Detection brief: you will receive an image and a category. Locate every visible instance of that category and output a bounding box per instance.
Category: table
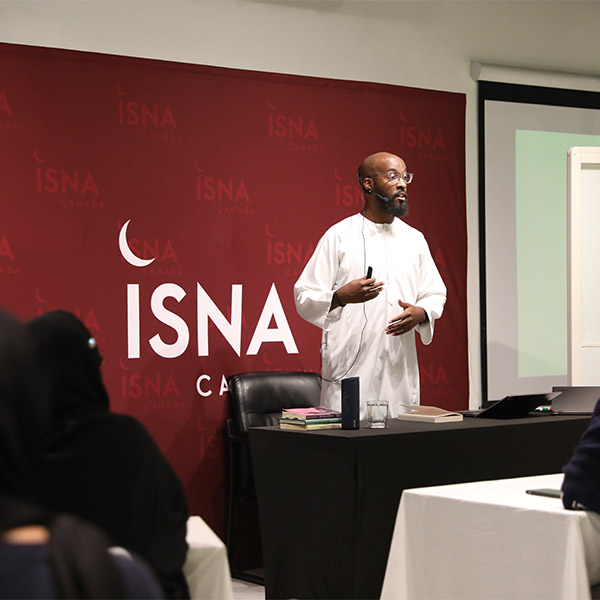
[381,473,600,599]
[184,516,234,600]
[249,414,590,599]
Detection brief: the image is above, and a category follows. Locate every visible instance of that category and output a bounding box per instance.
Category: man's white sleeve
[415,239,447,345]
[293,231,340,330]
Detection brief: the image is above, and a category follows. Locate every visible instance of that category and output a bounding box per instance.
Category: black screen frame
[478,80,600,407]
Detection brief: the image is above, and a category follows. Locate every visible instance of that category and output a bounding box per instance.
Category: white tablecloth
[381,473,600,600]
[184,516,234,600]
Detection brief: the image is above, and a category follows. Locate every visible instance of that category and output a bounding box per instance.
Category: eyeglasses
[372,171,414,185]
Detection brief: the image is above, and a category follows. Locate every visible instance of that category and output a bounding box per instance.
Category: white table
[184,516,234,600]
[381,474,600,600]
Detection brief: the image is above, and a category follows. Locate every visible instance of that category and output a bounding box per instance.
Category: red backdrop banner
[0,43,467,537]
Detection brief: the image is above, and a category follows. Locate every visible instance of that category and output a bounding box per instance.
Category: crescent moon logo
[265,224,276,238]
[267,97,276,110]
[34,148,46,163]
[334,168,343,181]
[398,110,409,123]
[119,220,155,268]
[35,289,47,303]
[116,82,128,96]
[119,356,131,370]
[194,159,204,173]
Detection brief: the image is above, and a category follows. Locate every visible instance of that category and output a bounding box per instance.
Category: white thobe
[294,213,447,420]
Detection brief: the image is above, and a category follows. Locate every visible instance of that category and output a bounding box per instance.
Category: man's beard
[378,194,409,218]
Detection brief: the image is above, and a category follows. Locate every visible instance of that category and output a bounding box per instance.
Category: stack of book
[279,406,342,430]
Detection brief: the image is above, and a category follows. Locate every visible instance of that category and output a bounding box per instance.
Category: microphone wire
[320,200,371,384]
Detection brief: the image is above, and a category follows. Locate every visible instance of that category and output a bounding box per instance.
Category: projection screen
[478,79,600,403]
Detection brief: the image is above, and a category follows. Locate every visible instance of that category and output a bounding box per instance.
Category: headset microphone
[374,191,390,203]
[361,179,389,203]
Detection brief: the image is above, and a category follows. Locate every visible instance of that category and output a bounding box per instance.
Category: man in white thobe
[294,152,446,420]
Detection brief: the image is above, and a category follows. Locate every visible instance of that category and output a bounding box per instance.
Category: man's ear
[357,173,372,193]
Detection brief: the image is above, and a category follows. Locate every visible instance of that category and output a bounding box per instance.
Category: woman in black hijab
[0,309,162,599]
[28,310,190,599]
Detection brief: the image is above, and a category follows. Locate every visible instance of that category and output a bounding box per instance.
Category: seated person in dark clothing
[562,398,600,588]
[27,310,190,599]
[0,308,162,599]
[562,398,600,512]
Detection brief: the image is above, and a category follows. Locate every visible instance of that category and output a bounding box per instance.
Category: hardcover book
[279,420,343,431]
[282,406,341,420]
[397,404,463,423]
[279,417,342,426]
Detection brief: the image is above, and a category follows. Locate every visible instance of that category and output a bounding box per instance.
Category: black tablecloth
[249,414,590,599]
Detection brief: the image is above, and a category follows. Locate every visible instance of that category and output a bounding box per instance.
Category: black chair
[225,371,322,584]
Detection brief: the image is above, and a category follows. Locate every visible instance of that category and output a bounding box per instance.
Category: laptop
[551,386,600,415]
[461,392,559,419]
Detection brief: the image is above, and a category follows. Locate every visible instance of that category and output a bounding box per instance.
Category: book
[279,417,342,425]
[397,404,463,423]
[280,420,343,431]
[282,406,341,420]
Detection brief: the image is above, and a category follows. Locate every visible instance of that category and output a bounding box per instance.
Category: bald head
[357,152,406,183]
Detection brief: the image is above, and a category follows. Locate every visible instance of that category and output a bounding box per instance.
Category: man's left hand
[385,300,427,336]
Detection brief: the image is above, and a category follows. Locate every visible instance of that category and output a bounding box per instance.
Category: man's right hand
[332,277,384,309]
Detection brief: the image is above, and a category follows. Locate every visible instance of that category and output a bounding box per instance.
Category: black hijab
[0,309,127,599]
[27,310,110,430]
[28,310,190,599]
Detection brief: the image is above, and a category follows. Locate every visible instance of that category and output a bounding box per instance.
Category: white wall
[3,0,600,407]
